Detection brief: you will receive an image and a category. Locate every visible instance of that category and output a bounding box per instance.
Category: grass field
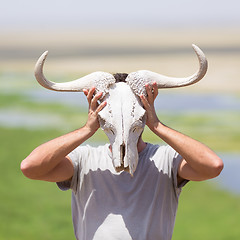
[0,126,240,240]
[0,92,240,239]
[1,81,240,239]
[1,90,240,151]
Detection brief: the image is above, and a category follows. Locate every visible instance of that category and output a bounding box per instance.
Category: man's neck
[137,137,147,153]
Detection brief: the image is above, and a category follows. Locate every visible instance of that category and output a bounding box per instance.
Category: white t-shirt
[57,143,187,240]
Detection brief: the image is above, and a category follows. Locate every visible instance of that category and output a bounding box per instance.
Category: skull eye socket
[139,115,145,123]
[132,125,143,133]
[131,117,145,133]
[103,123,115,135]
[99,117,106,127]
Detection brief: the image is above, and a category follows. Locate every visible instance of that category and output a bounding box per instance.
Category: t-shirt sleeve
[56,145,85,194]
[168,146,189,195]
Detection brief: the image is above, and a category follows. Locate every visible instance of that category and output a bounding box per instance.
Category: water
[212,153,240,194]
[24,89,240,112]
[0,108,66,130]
[24,90,88,109]
[155,93,240,112]
[0,90,239,194]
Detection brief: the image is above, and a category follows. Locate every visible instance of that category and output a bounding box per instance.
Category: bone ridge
[94,72,116,96]
[126,71,153,97]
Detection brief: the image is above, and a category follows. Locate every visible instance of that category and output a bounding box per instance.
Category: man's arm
[21,87,106,182]
[140,83,224,184]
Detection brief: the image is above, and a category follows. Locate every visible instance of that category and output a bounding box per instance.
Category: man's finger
[96,101,107,113]
[83,89,88,97]
[87,87,96,105]
[146,84,154,104]
[140,94,150,110]
[90,91,103,110]
[152,82,158,100]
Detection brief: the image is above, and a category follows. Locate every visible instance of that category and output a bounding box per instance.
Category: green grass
[0,92,83,114]
[143,111,240,152]
[0,127,75,240]
[1,92,240,152]
[157,111,240,152]
[0,127,240,240]
[0,85,240,239]
[173,181,240,240]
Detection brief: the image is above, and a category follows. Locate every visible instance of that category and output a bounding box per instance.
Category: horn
[34,51,115,92]
[126,44,208,95]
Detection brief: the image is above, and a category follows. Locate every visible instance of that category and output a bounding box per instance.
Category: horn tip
[38,51,49,63]
[191,44,206,59]
[191,44,199,50]
[43,50,49,57]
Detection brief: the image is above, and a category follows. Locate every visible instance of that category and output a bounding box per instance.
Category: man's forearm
[21,126,93,179]
[152,121,223,179]
[140,83,223,180]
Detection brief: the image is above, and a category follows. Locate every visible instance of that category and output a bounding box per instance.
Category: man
[21,82,223,240]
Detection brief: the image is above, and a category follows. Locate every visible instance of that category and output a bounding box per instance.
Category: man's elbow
[20,159,38,180]
[209,157,224,178]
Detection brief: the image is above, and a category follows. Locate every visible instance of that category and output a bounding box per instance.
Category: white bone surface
[98,82,146,175]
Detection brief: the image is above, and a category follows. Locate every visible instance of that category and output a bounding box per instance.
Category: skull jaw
[115,142,130,173]
[111,140,139,176]
[99,112,146,176]
[115,165,130,173]
[101,125,144,176]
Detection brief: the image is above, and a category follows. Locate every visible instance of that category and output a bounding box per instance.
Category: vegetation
[0,127,74,240]
[0,75,239,239]
[1,92,240,152]
[173,181,240,240]
[0,127,239,240]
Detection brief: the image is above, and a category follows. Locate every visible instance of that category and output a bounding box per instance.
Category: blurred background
[0,0,239,239]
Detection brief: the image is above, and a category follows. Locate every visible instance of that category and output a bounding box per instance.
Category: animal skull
[98,82,146,174]
[34,44,208,175]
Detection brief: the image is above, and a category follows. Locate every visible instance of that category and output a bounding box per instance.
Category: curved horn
[126,44,208,96]
[34,51,115,92]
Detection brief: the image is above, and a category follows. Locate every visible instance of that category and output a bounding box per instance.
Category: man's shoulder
[68,143,109,161]
[74,143,109,152]
[143,142,170,155]
[142,142,179,165]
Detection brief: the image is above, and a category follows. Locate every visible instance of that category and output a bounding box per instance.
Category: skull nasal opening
[120,142,126,163]
[113,73,128,83]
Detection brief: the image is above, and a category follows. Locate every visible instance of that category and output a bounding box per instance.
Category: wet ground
[0,87,239,194]
[213,153,240,194]
[24,89,240,112]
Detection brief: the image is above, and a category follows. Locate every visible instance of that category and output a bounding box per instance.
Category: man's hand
[140,82,160,132]
[140,82,223,182]
[21,86,107,183]
[83,87,107,134]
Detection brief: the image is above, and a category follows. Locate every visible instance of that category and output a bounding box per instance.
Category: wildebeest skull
[34,44,208,175]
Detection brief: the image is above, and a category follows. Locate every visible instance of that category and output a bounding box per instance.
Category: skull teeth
[115,165,130,173]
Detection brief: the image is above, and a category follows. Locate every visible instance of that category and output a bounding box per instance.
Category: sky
[1,0,240,30]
